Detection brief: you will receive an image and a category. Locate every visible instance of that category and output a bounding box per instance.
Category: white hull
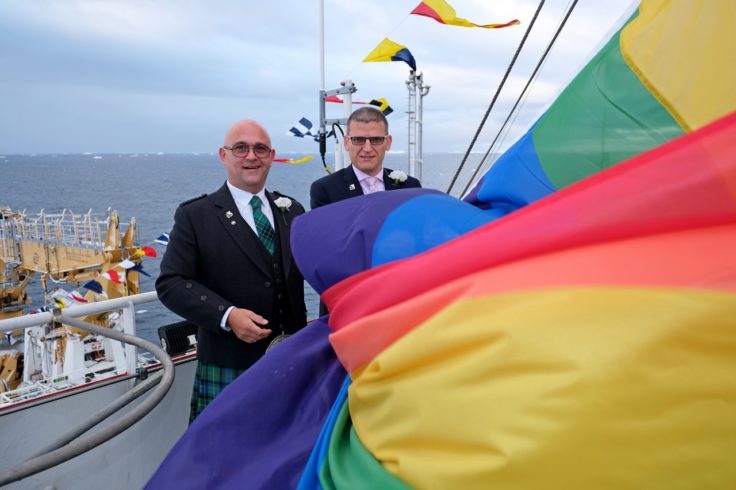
[0,292,198,488]
[0,353,196,489]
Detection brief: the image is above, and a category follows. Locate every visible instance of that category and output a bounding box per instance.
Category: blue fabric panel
[373,194,491,266]
[464,122,555,214]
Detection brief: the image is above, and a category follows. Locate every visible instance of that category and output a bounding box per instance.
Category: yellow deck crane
[0,207,141,391]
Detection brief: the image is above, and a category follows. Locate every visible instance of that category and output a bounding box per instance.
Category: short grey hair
[346,106,389,134]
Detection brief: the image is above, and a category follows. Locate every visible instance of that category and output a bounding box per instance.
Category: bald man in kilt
[157,119,307,422]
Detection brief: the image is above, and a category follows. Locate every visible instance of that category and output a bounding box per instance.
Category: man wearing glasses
[310,106,421,209]
[157,119,307,422]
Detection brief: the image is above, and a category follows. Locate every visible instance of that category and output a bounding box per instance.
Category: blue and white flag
[155,233,169,246]
[288,117,315,139]
[119,259,136,269]
[288,118,334,142]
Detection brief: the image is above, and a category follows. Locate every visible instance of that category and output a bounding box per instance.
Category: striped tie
[250,195,276,255]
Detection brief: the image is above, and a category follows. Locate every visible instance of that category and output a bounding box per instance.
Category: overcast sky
[0,0,636,155]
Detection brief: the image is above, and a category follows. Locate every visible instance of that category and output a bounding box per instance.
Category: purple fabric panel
[291,187,441,294]
[146,319,346,490]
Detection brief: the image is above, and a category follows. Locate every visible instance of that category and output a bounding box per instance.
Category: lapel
[343,166,364,198]
[265,190,293,278]
[212,184,271,277]
[383,168,399,190]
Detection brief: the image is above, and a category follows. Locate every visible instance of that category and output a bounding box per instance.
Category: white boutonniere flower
[388,170,408,184]
[274,196,292,224]
[274,196,292,211]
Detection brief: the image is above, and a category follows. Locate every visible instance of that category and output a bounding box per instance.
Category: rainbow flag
[306,110,736,489]
[465,0,736,215]
[147,112,736,489]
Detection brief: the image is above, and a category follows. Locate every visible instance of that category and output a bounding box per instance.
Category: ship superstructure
[0,207,142,394]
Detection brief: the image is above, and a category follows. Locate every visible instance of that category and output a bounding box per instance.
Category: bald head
[219,118,275,193]
[224,119,272,148]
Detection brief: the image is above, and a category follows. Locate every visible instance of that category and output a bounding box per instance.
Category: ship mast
[406,70,430,181]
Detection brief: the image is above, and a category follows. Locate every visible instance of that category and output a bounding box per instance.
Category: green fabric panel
[534,15,684,189]
[319,399,411,490]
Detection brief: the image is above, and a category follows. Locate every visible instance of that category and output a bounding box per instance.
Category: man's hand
[227,308,272,343]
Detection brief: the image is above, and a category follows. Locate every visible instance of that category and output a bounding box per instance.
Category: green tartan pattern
[190,361,245,423]
[250,195,276,255]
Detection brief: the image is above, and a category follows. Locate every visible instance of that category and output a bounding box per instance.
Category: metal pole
[336,80,354,171]
[334,134,344,170]
[415,72,423,182]
[321,81,356,174]
[406,71,417,177]
[317,0,328,171]
[417,72,430,184]
[121,300,138,376]
[319,0,325,93]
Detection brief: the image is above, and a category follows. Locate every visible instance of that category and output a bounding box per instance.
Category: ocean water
[1,152,476,344]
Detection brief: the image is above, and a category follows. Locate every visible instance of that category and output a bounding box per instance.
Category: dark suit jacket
[310,165,422,209]
[156,183,307,369]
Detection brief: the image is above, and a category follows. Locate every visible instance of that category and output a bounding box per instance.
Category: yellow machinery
[0,207,142,391]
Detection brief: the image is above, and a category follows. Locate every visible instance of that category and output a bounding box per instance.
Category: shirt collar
[352,164,384,183]
[226,181,267,205]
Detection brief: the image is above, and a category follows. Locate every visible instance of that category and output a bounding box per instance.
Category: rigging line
[446,0,546,196]
[460,0,581,198]
[316,124,345,175]
[319,152,333,175]
[462,87,532,198]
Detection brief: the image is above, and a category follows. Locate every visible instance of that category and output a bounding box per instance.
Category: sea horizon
[2,152,490,344]
[0,150,496,157]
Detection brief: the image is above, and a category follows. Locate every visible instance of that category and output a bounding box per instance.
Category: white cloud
[6,1,192,43]
[0,0,636,154]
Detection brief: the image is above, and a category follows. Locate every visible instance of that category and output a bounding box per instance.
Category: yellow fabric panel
[620,0,736,131]
[421,0,475,28]
[349,288,736,490]
[363,38,407,63]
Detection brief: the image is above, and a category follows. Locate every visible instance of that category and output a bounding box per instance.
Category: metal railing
[0,291,175,486]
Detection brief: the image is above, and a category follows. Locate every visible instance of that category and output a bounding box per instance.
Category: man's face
[219,121,274,193]
[344,120,392,177]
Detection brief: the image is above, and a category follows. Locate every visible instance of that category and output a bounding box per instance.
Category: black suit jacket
[156,183,307,369]
[310,165,422,209]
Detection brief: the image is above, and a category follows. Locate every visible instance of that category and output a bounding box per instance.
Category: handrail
[0,291,159,331]
[0,291,175,486]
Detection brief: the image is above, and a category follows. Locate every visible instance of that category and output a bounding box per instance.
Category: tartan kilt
[190,361,246,423]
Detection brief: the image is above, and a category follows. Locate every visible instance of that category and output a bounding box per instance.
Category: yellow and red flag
[411,0,519,29]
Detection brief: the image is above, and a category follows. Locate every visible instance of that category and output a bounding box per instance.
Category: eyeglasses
[223,143,272,158]
[348,136,387,146]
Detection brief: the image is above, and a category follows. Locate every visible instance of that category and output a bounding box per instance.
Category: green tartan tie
[249,195,276,255]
